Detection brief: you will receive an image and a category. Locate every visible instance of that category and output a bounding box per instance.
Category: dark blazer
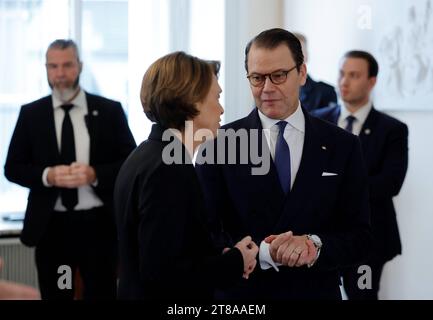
[300,75,337,112]
[311,104,408,262]
[195,107,372,299]
[4,92,137,246]
[114,124,244,300]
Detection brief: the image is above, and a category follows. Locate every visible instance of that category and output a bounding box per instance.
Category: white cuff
[259,241,281,271]
[42,167,52,187]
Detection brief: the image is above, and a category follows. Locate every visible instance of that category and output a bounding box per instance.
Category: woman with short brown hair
[114,51,258,300]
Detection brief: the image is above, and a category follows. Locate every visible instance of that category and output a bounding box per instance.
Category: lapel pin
[321,145,327,150]
[92,110,99,116]
[364,128,371,135]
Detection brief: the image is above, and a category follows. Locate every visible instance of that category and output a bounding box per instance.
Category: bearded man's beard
[49,76,80,103]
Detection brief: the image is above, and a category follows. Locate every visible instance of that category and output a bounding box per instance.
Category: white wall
[381,111,433,299]
[224,0,284,123]
[284,0,433,299]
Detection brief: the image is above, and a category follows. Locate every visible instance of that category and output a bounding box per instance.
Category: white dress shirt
[338,101,372,136]
[42,88,104,211]
[257,102,306,271]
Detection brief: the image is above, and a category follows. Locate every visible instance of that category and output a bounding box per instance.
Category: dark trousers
[342,260,384,300]
[35,207,117,300]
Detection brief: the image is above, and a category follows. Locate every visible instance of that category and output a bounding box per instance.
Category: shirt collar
[341,101,372,124]
[52,87,85,110]
[258,101,305,133]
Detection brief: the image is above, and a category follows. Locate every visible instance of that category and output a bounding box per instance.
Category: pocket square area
[322,172,338,176]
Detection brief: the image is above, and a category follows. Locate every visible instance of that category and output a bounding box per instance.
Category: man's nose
[339,76,348,86]
[55,66,66,77]
[262,76,275,91]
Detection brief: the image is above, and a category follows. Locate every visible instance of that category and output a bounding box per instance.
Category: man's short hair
[244,28,304,73]
[292,32,307,45]
[344,50,379,78]
[140,51,220,130]
[46,39,81,62]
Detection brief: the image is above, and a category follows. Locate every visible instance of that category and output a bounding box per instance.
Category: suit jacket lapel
[43,97,61,162]
[358,106,378,163]
[245,109,285,200]
[274,109,328,231]
[85,92,100,164]
[240,109,286,229]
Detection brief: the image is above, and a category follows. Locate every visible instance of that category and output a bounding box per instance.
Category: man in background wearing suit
[312,50,408,300]
[196,28,372,299]
[4,39,136,299]
[293,32,337,112]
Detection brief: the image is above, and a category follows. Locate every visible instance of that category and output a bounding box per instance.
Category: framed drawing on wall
[374,0,433,110]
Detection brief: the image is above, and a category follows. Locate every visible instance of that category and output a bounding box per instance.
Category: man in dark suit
[312,50,408,300]
[301,75,338,112]
[293,32,337,112]
[195,28,372,299]
[4,39,136,299]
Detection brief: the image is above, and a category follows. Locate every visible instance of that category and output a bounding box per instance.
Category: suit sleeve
[136,164,243,290]
[315,136,373,271]
[4,106,46,190]
[368,122,408,200]
[322,85,337,107]
[92,103,136,195]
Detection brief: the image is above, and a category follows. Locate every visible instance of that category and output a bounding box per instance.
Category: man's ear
[368,76,377,91]
[299,63,307,86]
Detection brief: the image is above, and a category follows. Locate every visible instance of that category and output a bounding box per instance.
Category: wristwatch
[306,234,322,267]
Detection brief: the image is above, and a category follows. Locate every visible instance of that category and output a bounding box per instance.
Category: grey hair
[46,39,81,62]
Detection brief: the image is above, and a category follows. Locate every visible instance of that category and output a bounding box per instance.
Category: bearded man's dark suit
[4,92,136,299]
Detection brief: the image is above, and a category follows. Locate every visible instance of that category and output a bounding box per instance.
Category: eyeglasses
[247,66,298,87]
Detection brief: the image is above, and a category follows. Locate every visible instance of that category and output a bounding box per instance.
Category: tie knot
[346,115,356,125]
[61,104,74,113]
[276,120,288,133]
